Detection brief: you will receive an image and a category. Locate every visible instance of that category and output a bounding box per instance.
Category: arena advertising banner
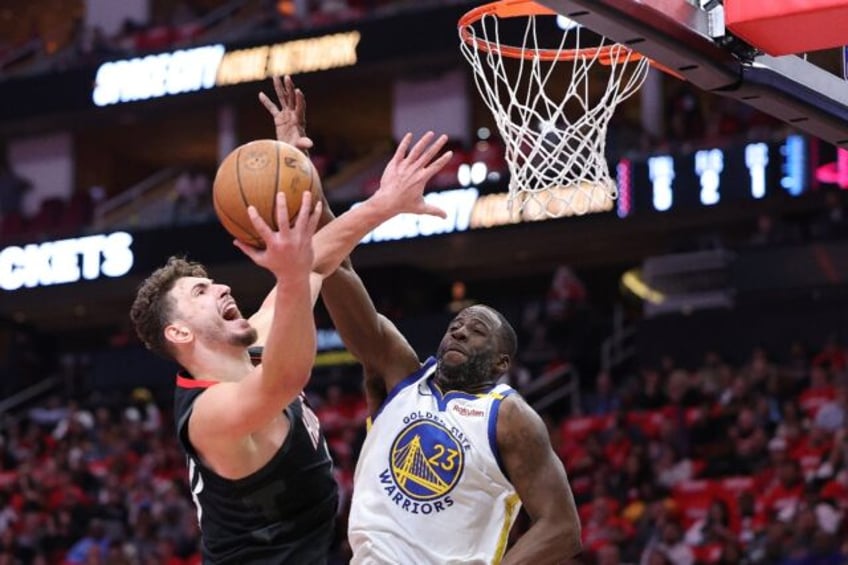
[0,5,467,122]
[358,185,613,244]
[0,184,603,293]
[92,32,362,107]
[0,223,233,293]
[0,132,825,293]
[0,232,134,291]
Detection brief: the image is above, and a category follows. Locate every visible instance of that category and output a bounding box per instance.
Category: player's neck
[433,373,495,395]
[184,343,252,382]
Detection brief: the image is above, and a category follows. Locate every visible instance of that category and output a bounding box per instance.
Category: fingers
[233,239,260,261]
[264,76,299,112]
[283,76,296,104]
[290,191,313,230]
[420,203,448,219]
[273,192,293,233]
[258,92,278,115]
[424,150,454,177]
[391,133,413,164]
[274,75,286,105]
[414,134,449,169]
[295,89,306,121]
[295,136,314,151]
[248,204,276,244]
[405,131,436,164]
[308,200,323,234]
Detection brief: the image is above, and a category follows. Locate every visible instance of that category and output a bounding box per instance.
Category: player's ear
[495,353,510,376]
[164,322,193,345]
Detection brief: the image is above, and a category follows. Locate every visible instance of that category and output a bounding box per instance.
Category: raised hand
[234,192,322,279]
[259,75,313,152]
[371,132,453,219]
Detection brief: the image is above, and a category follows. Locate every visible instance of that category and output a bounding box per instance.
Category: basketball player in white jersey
[264,76,582,564]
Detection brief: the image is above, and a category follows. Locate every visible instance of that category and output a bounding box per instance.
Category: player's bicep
[321,265,419,386]
[371,315,421,389]
[497,397,580,530]
[358,317,418,415]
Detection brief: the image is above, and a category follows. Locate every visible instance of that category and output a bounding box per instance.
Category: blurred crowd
[0,0,449,78]
[0,389,200,564]
[568,338,848,564]
[3,317,848,563]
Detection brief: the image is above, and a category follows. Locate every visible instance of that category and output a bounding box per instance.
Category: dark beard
[231,327,258,348]
[435,350,495,392]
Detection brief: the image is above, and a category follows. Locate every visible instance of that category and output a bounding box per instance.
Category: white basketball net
[459,10,650,218]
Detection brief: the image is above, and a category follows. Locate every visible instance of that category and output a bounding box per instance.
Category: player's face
[436,306,503,389]
[168,276,257,349]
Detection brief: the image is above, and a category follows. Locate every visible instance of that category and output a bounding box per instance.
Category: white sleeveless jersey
[349,357,522,565]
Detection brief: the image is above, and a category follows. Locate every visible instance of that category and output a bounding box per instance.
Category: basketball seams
[234,146,251,210]
[271,144,280,230]
[212,181,262,248]
[213,139,311,248]
[306,159,315,206]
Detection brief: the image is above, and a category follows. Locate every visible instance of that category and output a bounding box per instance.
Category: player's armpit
[497,396,582,564]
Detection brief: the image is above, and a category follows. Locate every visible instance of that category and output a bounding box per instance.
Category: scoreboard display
[616,135,809,217]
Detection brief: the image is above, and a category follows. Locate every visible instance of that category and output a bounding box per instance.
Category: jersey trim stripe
[371,357,437,422]
[426,379,482,411]
[176,372,219,389]
[487,388,515,479]
[492,493,521,564]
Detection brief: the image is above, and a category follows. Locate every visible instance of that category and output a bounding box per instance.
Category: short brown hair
[130,256,207,359]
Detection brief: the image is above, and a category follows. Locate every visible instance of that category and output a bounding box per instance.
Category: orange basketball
[212,139,318,248]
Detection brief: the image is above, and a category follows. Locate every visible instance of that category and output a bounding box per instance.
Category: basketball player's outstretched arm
[497,395,582,564]
[255,75,447,398]
[322,258,421,412]
[291,179,420,412]
[260,74,450,277]
[248,131,453,345]
[259,75,313,154]
[317,130,465,410]
[192,193,321,438]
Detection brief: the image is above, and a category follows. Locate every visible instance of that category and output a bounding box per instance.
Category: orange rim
[459,0,683,79]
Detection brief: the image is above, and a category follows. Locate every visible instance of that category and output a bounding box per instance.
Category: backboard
[533,0,848,148]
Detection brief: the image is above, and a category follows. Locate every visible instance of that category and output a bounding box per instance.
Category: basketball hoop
[459,0,671,218]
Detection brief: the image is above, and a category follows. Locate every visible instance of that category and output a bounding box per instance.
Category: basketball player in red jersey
[130,124,453,563]
[263,76,582,564]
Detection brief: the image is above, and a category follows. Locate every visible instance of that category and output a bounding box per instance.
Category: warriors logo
[389,419,464,501]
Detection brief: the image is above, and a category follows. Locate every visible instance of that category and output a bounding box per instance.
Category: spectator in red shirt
[800,366,837,419]
[582,496,635,553]
[603,415,634,471]
[820,468,848,513]
[759,460,805,523]
[313,385,351,439]
[756,436,791,491]
[812,336,847,373]
[791,424,833,481]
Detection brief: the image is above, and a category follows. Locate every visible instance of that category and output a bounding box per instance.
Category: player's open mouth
[221,303,240,321]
